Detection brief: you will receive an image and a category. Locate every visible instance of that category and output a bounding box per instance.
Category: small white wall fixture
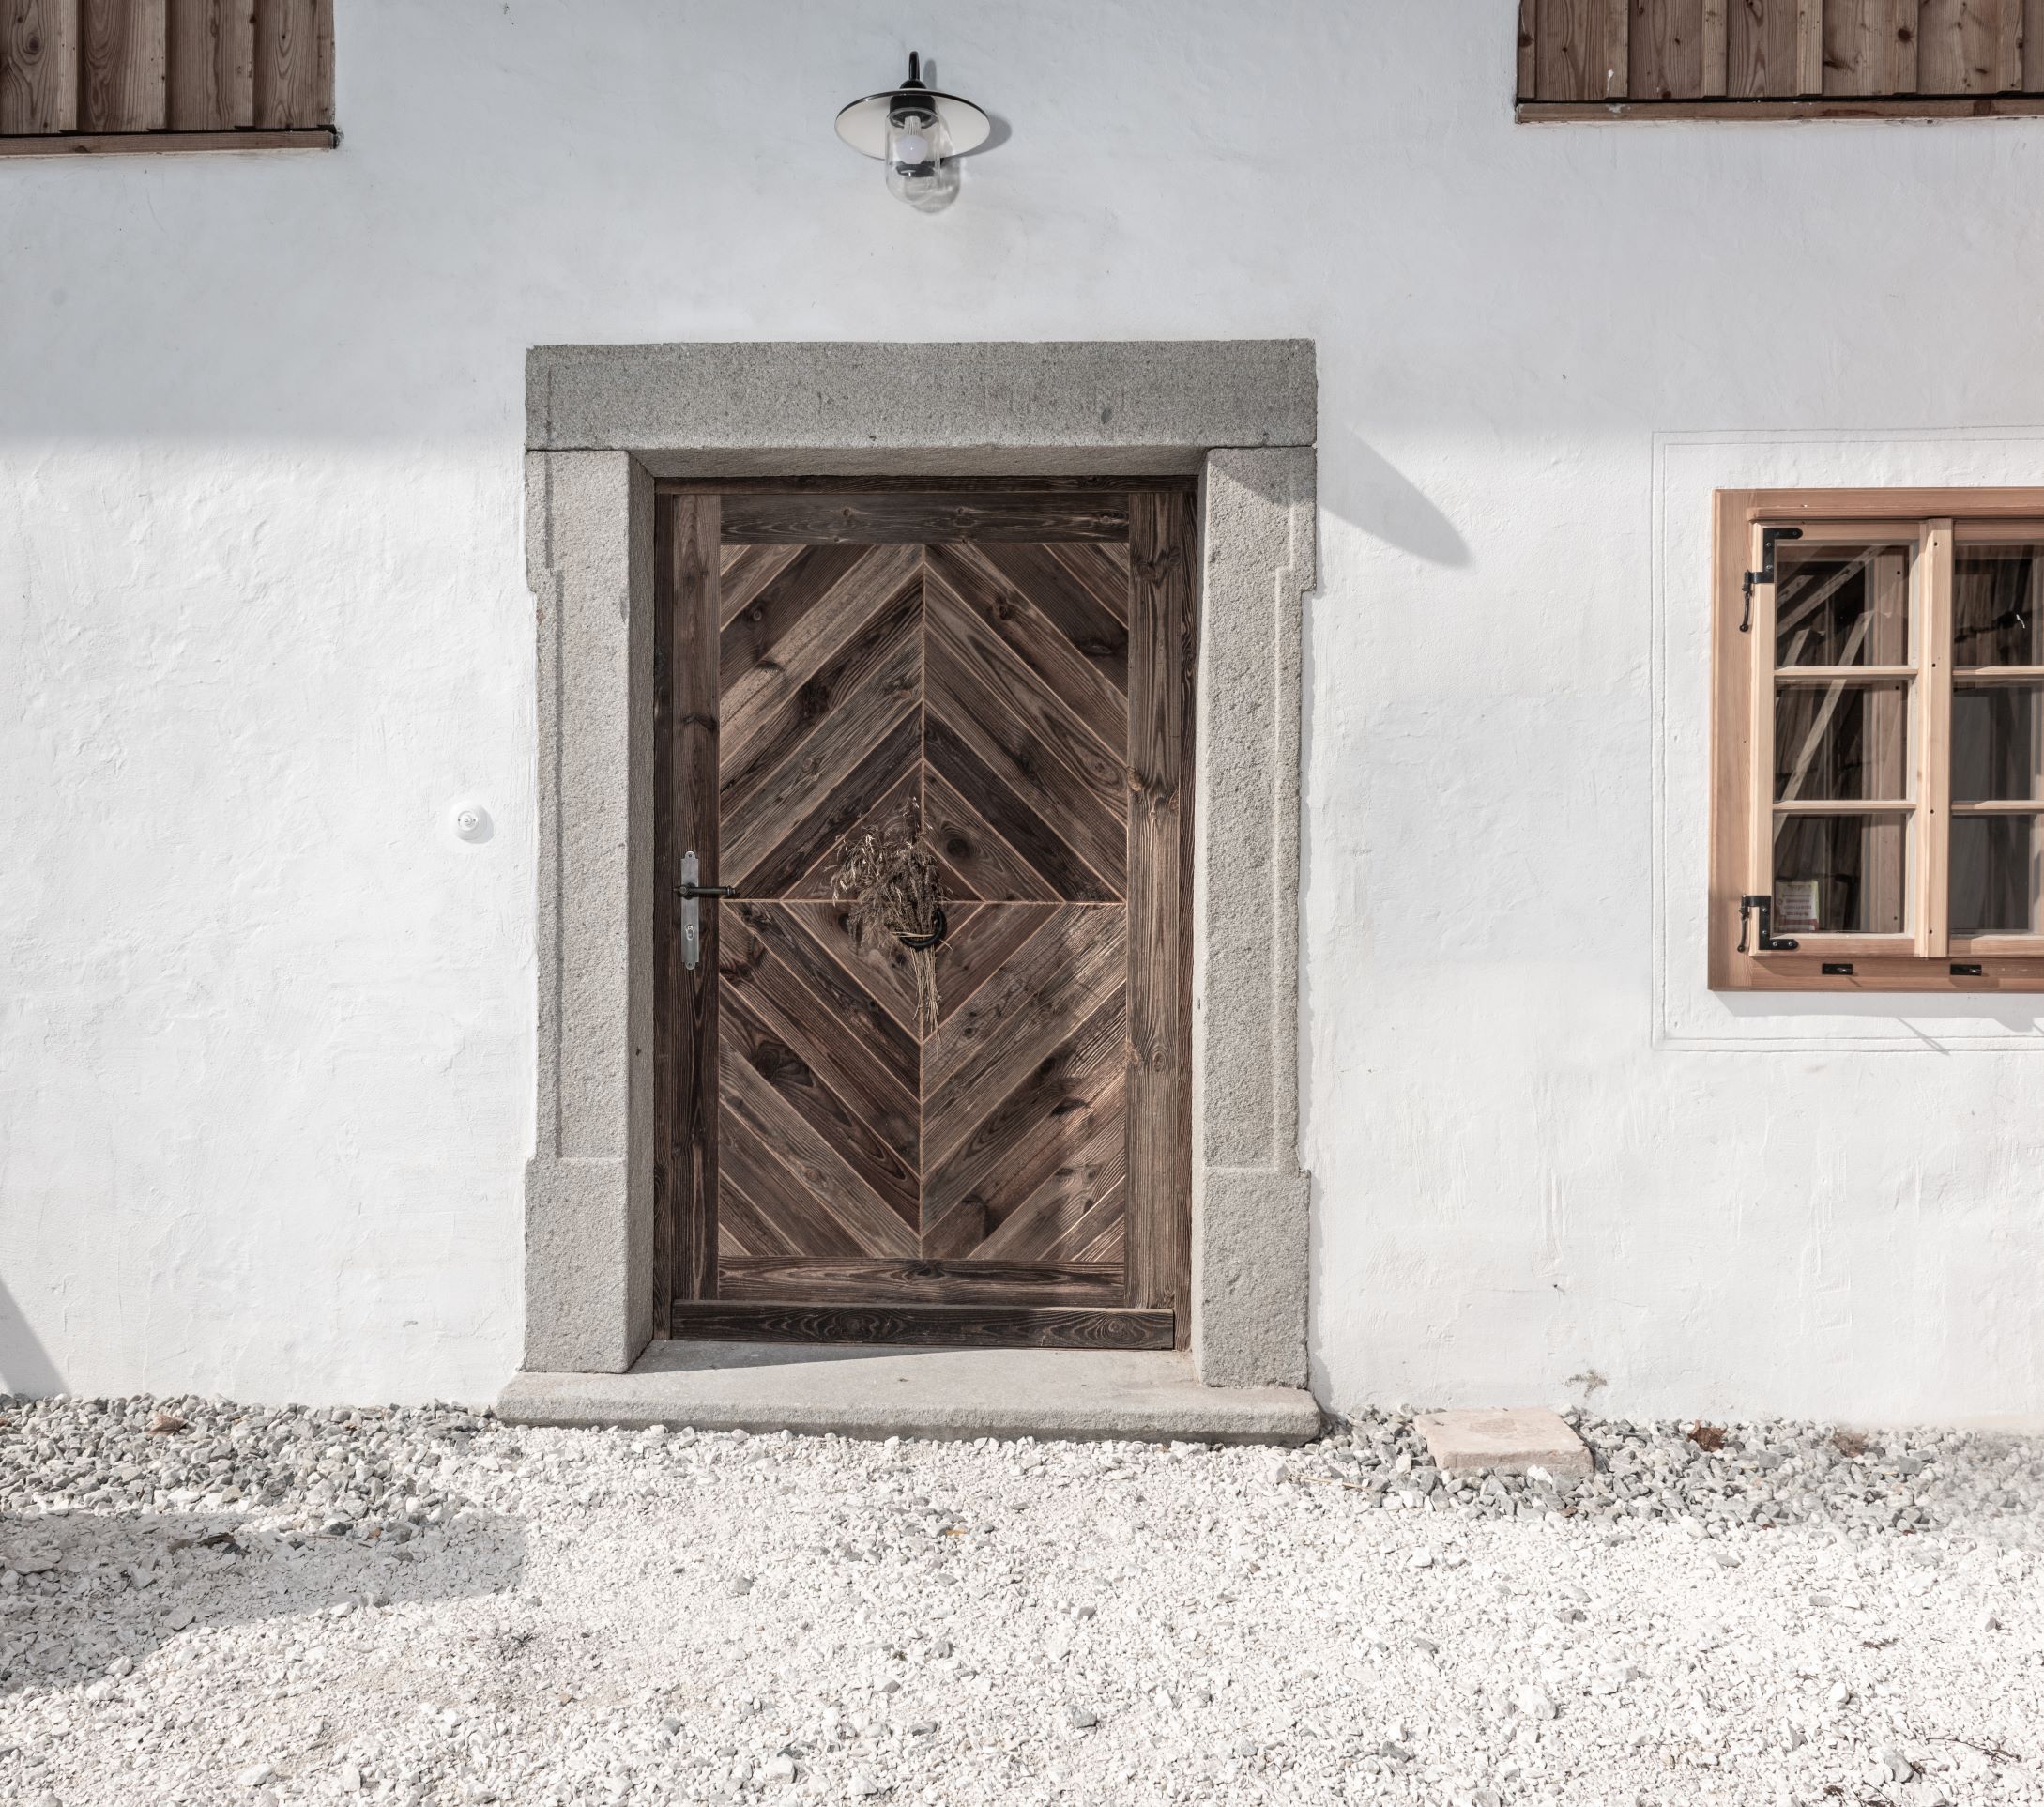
[522,341,1317,1392]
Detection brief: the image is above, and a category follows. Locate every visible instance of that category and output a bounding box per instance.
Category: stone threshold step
[498,1342,1322,1446]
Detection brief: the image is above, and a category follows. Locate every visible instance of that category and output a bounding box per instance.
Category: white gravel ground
[1,1395,2040,1806]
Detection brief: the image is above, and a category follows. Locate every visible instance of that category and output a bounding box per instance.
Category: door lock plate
[679,851,735,971]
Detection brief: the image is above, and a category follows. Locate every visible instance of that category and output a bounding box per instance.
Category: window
[0,0,332,157]
[1518,0,2044,122]
[1713,491,2044,991]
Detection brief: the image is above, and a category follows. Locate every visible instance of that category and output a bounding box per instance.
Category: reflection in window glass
[1952,684,2044,803]
[1774,682,1908,801]
[1775,543,1914,667]
[1952,544,2044,667]
[1951,816,2042,934]
[1772,813,1907,934]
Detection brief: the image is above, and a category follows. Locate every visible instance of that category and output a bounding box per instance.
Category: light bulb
[884,109,956,211]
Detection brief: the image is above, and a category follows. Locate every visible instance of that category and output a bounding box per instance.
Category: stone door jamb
[521,341,1316,1389]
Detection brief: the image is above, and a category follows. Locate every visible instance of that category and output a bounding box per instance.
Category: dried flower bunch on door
[831,807,947,1034]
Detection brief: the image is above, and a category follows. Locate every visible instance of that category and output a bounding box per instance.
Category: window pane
[1773,682,1909,801]
[1952,684,2044,803]
[1952,544,2044,667]
[1775,542,1914,667]
[1772,813,1908,933]
[1951,815,2042,934]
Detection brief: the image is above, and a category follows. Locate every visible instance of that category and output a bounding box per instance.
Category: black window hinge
[1740,526,1804,632]
[1738,894,1800,954]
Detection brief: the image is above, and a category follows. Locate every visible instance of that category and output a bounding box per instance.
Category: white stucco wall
[3,0,2040,1419]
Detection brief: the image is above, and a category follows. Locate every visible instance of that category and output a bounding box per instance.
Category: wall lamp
[835,53,990,211]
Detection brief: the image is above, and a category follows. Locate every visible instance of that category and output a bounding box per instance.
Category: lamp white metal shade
[834,89,990,160]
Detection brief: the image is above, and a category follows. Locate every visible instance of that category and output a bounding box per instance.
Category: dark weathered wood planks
[2,0,79,133]
[717,1258,1125,1306]
[656,493,723,1321]
[1524,0,2044,109]
[1633,0,1706,98]
[165,0,252,130]
[252,0,325,127]
[664,1302,1175,1350]
[656,492,1195,1348]
[1124,492,1197,1321]
[719,493,1130,545]
[2,0,330,147]
[922,764,1061,904]
[1531,0,1620,99]
[82,0,164,130]
[925,600,1128,897]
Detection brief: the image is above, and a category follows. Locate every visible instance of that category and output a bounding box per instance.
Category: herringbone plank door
[656,491,1193,1349]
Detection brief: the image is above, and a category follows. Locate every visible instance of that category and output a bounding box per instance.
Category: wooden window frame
[0,1,334,157]
[1711,487,2044,992]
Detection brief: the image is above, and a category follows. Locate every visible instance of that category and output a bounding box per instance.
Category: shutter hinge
[1738,894,1800,954]
[1740,526,1804,632]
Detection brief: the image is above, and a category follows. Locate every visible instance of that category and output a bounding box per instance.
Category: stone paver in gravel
[0,1394,2038,1805]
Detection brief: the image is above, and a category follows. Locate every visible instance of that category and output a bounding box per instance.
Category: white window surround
[517,341,1318,1391]
[1655,426,2044,1051]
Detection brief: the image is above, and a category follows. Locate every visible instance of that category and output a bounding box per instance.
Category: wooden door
[654,486,1195,1350]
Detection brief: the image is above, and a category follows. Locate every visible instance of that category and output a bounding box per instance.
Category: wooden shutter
[1,0,331,150]
[1518,0,2044,116]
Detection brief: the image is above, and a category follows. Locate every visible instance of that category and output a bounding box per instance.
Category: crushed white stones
[0,1394,2038,1806]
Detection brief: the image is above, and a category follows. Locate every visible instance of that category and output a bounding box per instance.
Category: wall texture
[3,0,2041,1419]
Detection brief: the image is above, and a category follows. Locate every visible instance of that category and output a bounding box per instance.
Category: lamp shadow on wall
[1323,432,1472,569]
[0,1276,67,1397]
[910,57,1013,157]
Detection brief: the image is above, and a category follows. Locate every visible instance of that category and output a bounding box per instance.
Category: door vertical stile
[1125,491,1196,1324]
[667,493,722,1311]
[651,498,674,1337]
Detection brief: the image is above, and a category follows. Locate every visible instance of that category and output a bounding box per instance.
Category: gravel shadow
[0,1508,525,1697]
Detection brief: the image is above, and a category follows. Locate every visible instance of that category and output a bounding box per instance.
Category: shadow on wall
[1326,432,1472,568]
[0,1278,64,1397]
[0,1509,525,1698]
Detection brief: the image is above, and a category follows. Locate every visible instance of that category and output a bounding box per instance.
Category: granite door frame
[520,341,1316,1390]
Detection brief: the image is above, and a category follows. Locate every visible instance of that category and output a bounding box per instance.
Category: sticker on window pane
[1775,543,1913,668]
[1951,815,2042,935]
[1952,683,2044,803]
[1773,682,1908,802]
[1952,544,2044,667]
[1772,880,1822,934]
[1771,813,1908,934]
